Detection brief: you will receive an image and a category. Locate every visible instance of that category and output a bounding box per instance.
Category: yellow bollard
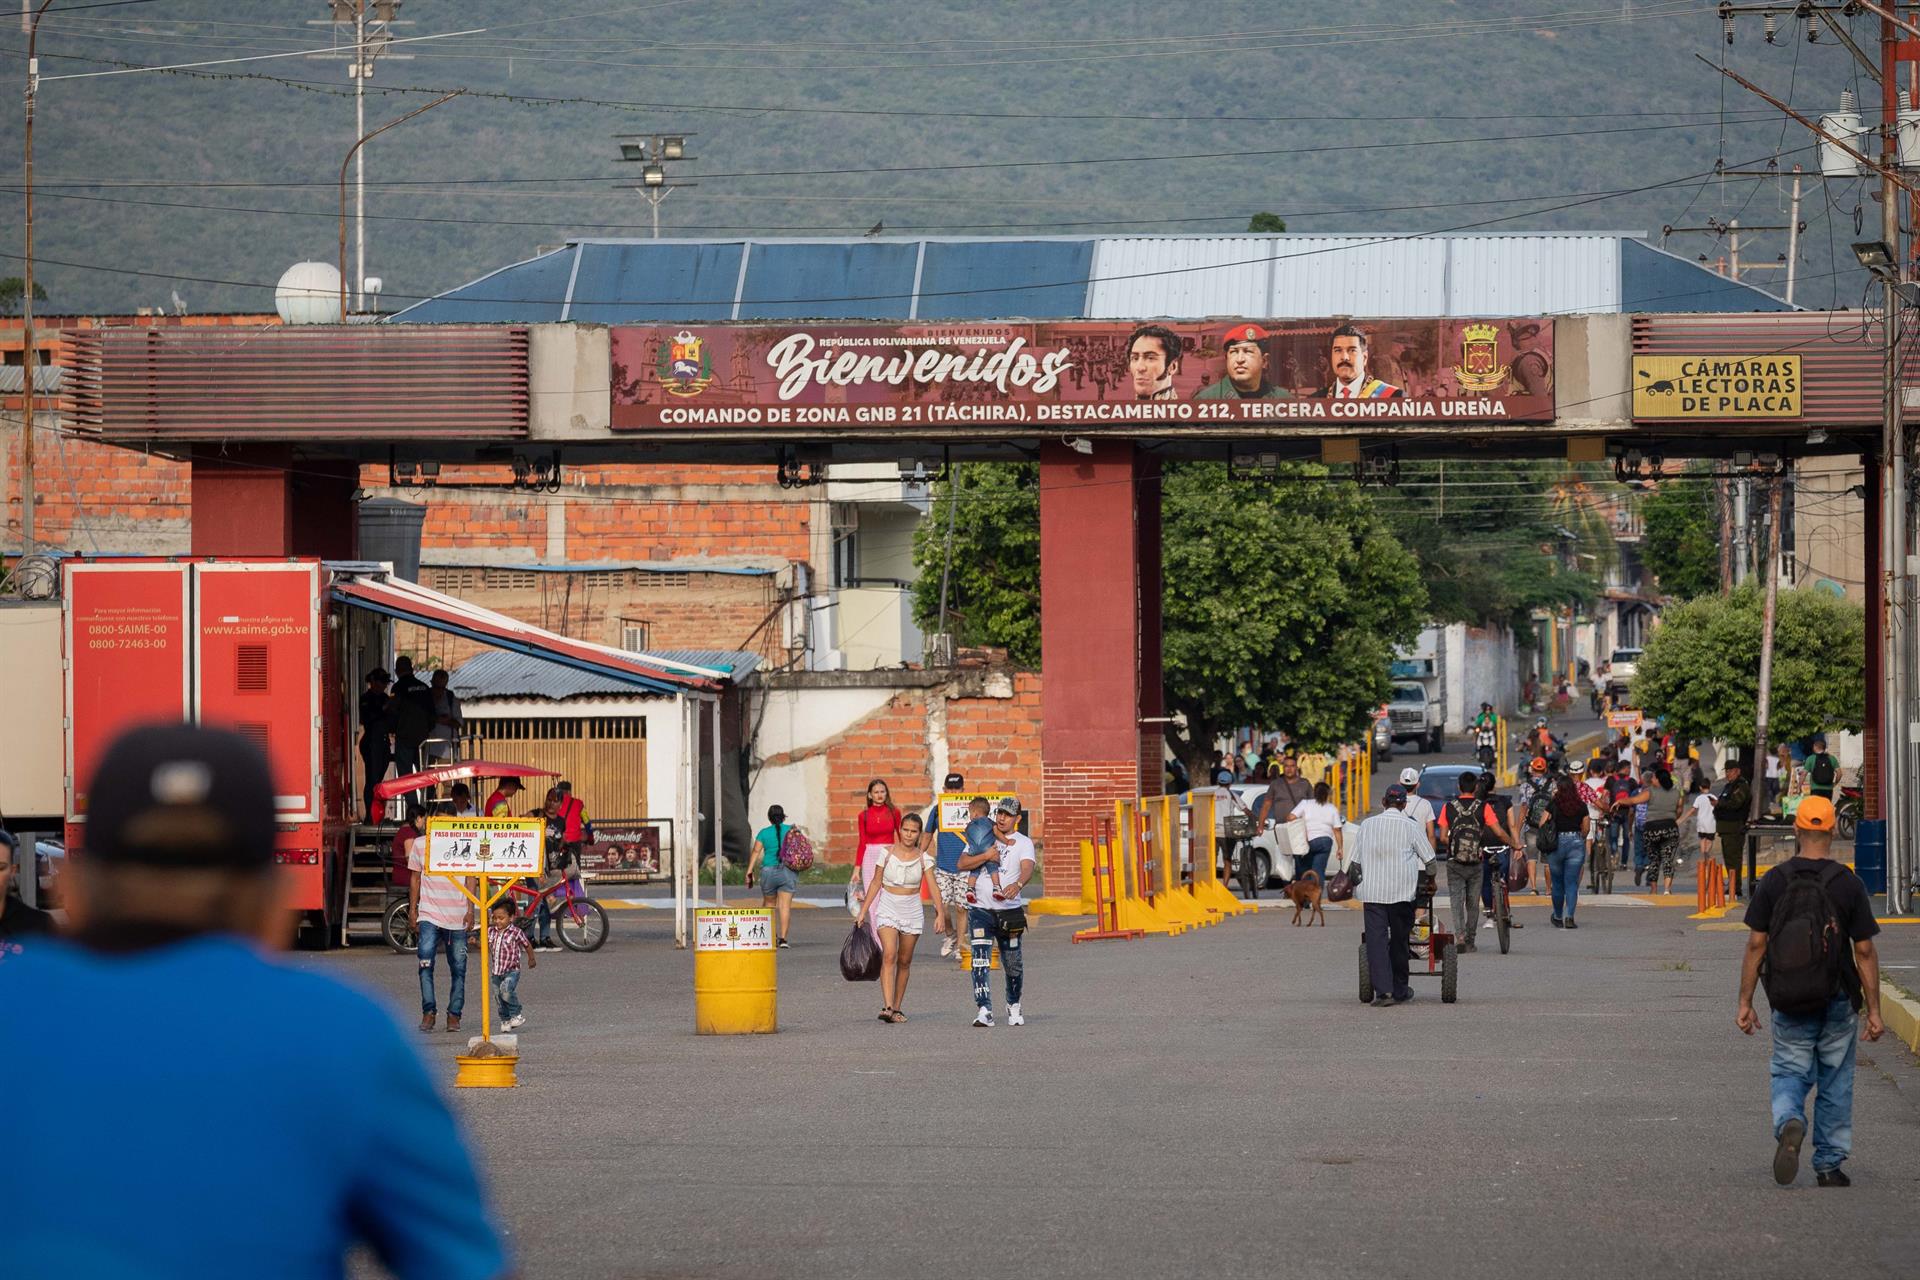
[693,907,778,1034]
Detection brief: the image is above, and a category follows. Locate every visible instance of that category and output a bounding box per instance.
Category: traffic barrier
[1695,858,1729,913]
[1109,799,1186,936]
[1073,821,1147,943]
[1139,797,1216,930]
[1184,789,1252,918]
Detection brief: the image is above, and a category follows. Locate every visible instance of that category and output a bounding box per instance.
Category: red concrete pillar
[1039,441,1164,855]
[1136,455,1165,796]
[190,445,357,559]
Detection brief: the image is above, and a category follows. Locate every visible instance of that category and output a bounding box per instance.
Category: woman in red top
[854,779,902,942]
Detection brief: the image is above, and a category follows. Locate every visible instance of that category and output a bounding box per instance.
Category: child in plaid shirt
[490,899,536,1030]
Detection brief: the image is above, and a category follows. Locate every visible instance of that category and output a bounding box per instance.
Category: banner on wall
[609,319,1555,430]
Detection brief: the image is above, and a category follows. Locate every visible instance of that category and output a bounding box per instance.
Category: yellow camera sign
[1632,355,1801,419]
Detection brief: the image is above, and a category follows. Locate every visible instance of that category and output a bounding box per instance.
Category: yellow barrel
[693,907,778,1034]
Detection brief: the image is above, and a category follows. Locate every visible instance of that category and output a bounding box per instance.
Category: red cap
[1221,324,1269,346]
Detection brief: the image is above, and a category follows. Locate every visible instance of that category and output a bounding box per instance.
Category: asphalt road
[310,861,1920,1279]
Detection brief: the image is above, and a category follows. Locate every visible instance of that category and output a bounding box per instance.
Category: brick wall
[1042,759,1140,862]
[405,565,786,669]
[947,671,1044,819]
[823,691,935,861]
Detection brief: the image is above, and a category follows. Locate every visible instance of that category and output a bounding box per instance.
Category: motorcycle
[1836,785,1862,841]
[1475,728,1497,772]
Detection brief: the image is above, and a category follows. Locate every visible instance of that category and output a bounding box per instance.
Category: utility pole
[17,0,51,552]
[614,134,697,238]
[1786,167,1803,303]
[1750,471,1784,831]
[311,2,412,313]
[1877,4,1912,914]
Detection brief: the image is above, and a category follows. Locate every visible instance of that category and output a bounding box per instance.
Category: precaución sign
[1632,355,1802,419]
[425,817,546,876]
[695,908,775,952]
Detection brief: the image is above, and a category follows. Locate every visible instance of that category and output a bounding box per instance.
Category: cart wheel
[1441,941,1459,1003]
[1358,940,1373,1003]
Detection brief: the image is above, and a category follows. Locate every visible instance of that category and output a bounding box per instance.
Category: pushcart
[1357,869,1459,1004]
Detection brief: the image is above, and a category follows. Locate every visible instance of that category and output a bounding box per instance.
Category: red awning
[331,575,724,694]
[374,761,558,802]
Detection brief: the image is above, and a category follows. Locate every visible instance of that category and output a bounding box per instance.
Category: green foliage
[1375,460,1601,632]
[912,462,1427,762]
[1632,584,1865,744]
[1161,463,1426,757]
[1641,471,1720,599]
[1246,212,1288,233]
[9,2,1874,314]
[910,463,1040,666]
[0,278,48,315]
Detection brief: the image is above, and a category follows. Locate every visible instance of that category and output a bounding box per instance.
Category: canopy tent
[373,761,558,803]
[331,573,725,695]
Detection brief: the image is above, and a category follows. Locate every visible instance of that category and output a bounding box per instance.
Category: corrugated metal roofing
[394,233,1792,324]
[451,647,760,701]
[450,649,645,701]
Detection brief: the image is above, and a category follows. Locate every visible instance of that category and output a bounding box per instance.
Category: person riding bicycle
[533,785,587,952]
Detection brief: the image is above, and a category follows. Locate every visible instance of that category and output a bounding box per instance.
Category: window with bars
[466,717,647,741]
[633,572,689,591]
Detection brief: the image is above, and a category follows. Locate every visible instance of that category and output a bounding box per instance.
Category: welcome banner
[610,318,1554,430]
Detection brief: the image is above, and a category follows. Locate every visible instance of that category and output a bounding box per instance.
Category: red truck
[64,558,354,942]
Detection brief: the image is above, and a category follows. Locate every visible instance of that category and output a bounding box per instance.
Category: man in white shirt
[957,796,1034,1028]
[1398,766,1436,846]
[1354,785,1436,1008]
[408,805,477,1033]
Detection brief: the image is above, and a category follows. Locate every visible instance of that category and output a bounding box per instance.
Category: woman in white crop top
[855,811,947,1023]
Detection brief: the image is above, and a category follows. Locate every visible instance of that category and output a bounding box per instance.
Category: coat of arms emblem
[1453,323,1511,393]
[658,330,715,397]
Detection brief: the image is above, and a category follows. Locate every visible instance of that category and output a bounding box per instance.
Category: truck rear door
[63,561,192,833]
[193,562,322,822]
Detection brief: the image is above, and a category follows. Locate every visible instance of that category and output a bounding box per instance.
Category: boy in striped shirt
[491,899,537,1031]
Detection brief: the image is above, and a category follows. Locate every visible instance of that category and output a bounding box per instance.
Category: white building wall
[746,685,899,835]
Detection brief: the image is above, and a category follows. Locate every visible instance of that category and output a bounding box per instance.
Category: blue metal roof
[451,647,759,701]
[393,233,1793,324]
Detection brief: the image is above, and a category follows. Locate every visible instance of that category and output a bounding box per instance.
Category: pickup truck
[1387,680,1443,753]
[1604,647,1643,701]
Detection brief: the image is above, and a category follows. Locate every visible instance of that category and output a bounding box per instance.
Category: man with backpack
[1805,736,1841,803]
[1736,795,1884,1187]
[1435,772,1515,953]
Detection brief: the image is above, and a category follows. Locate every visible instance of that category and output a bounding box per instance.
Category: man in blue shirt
[0,724,509,1280]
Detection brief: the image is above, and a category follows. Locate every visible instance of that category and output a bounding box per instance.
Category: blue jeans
[496,969,523,1021]
[1480,847,1512,910]
[1301,837,1332,883]
[968,906,1024,1010]
[1548,832,1585,920]
[417,920,467,1017]
[1629,821,1647,875]
[1771,996,1859,1172]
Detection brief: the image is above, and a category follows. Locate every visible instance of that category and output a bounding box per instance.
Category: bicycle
[1484,845,1515,955]
[1587,826,1617,896]
[384,870,610,953]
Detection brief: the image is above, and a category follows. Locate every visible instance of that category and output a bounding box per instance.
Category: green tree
[911,462,1040,665]
[1375,460,1601,635]
[1641,469,1720,599]
[912,462,1428,773]
[1631,584,1865,744]
[1246,212,1288,232]
[0,278,48,315]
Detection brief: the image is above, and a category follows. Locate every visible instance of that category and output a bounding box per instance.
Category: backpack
[1809,753,1838,790]
[777,826,815,873]
[1762,862,1849,1016]
[1443,798,1485,864]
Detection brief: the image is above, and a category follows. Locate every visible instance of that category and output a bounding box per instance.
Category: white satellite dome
[275,261,344,325]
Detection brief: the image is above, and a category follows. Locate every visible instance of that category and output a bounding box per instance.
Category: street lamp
[614,133,697,238]
[338,90,463,318]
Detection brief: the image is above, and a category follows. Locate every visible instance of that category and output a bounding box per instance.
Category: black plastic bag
[839,924,881,982]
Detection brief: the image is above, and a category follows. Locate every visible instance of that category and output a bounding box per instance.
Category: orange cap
[1794,795,1836,832]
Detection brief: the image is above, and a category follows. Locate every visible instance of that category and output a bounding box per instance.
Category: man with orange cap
[1736,794,1884,1189]
[1195,323,1292,400]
